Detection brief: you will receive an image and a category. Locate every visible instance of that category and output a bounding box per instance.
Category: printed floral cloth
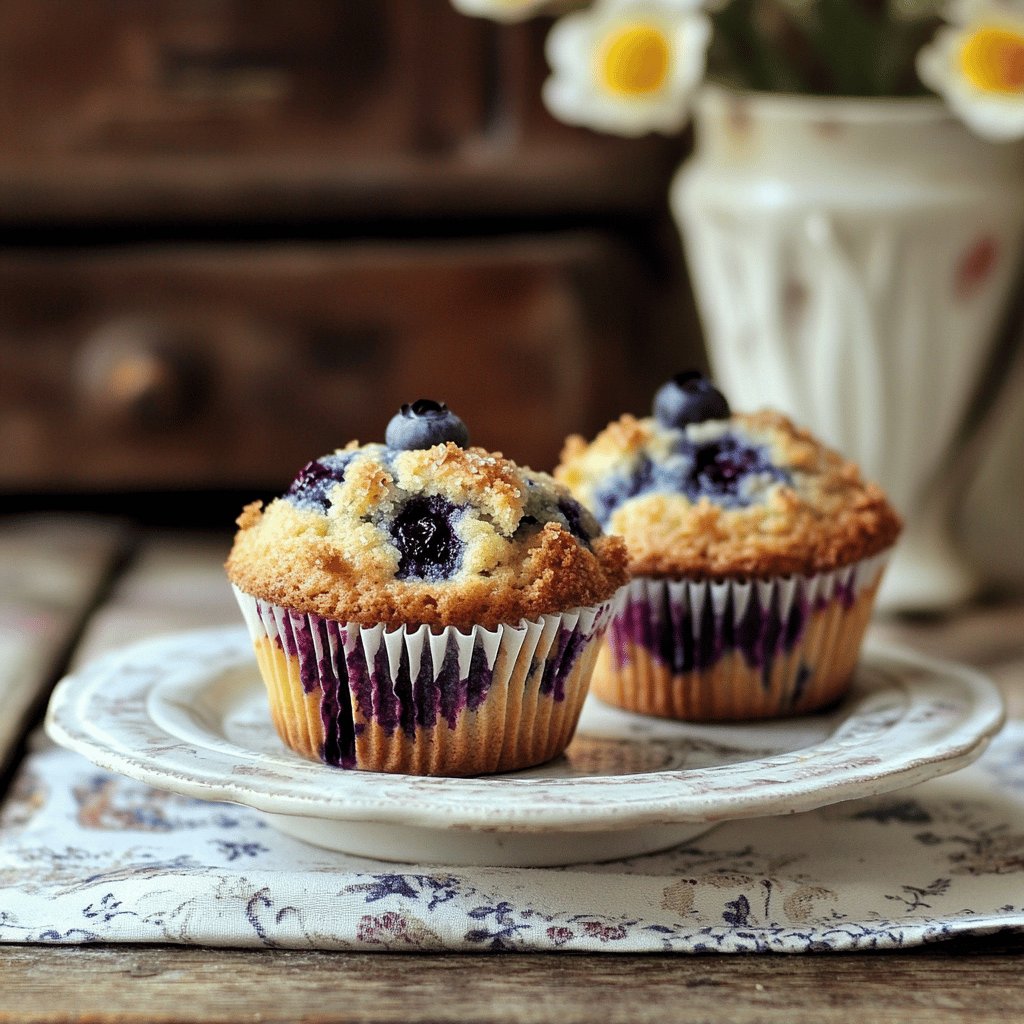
[2,726,1023,954]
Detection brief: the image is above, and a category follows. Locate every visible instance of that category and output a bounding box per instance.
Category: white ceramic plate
[45,626,1005,867]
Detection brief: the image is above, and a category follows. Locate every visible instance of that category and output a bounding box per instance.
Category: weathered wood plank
[69,533,237,667]
[0,516,126,769]
[0,941,1023,1024]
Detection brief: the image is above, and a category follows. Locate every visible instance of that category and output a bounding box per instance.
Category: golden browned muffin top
[227,441,628,630]
[556,410,901,579]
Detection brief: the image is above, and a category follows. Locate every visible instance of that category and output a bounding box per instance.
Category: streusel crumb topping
[227,442,628,629]
[556,411,901,578]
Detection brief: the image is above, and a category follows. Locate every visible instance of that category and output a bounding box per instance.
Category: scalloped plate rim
[44,626,1006,834]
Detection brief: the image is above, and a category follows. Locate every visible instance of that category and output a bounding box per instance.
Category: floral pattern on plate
[41,626,1003,867]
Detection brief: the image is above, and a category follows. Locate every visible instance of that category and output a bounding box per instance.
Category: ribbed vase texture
[673,89,1024,611]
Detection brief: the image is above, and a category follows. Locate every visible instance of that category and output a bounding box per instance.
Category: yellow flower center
[959,25,1024,95]
[598,23,672,97]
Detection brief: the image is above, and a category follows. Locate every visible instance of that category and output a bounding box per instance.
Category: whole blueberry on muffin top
[385,398,470,451]
[652,370,731,430]
[556,373,902,580]
[582,371,792,521]
[227,401,628,630]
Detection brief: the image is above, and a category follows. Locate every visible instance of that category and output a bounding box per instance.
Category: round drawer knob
[77,318,208,431]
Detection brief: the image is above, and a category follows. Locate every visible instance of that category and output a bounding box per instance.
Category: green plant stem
[708,0,940,98]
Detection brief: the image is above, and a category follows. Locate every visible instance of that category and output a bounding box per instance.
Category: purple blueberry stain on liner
[539,628,572,698]
[315,618,357,769]
[540,624,593,702]
[608,579,845,687]
[370,642,401,733]
[749,589,803,675]
[285,610,320,694]
[466,645,495,713]
[437,634,470,731]
[829,569,859,611]
[607,601,638,669]
[267,607,358,768]
[391,640,418,740]
[265,607,597,768]
[412,639,442,730]
[340,629,492,736]
[345,641,375,736]
[790,663,813,706]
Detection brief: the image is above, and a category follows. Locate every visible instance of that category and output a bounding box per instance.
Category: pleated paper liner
[592,551,891,721]
[233,586,614,776]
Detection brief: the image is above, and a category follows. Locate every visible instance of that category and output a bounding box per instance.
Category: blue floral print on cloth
[2,726,1024,953]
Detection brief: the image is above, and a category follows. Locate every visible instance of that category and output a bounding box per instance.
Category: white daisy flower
[918,3,1024,140]
[542,0,713,137]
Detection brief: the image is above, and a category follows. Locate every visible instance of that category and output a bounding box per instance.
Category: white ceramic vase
[672,88,1024,613]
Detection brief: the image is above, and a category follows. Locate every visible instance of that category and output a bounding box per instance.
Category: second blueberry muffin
[227,400,628,776]
[556,373,902,721]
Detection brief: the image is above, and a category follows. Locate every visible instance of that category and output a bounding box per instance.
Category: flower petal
[543,0,711,136]
[918,8,1024,140]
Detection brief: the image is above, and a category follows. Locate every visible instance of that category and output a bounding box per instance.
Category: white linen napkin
[2,723,1022,953]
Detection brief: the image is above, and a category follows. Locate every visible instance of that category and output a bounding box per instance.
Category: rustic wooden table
[2,516,1023,1024]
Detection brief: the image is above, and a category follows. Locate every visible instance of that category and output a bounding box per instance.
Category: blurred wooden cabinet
[0,0,691,496]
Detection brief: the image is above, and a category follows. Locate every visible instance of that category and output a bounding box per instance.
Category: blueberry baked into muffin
[227,400,628,776]
[556,373,902,721]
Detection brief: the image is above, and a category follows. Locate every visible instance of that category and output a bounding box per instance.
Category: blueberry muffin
[556,373,902,721]
[227,400,628,776]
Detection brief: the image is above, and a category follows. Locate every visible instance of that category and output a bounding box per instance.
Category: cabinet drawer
[2,1,478,159]
[0,0,678,220]
[0,236,671,491]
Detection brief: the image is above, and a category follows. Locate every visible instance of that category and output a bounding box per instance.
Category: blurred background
[0,0,1020,595]
[0,0,699,528]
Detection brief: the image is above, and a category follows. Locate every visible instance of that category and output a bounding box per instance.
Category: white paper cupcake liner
[594,551,891,720]
[233,586,614,776]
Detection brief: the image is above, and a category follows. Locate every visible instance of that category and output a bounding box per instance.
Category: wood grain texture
[0,517,126,770]
[69,534,237,668]
[1,939,1023,1024]
[0,0,678,221]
